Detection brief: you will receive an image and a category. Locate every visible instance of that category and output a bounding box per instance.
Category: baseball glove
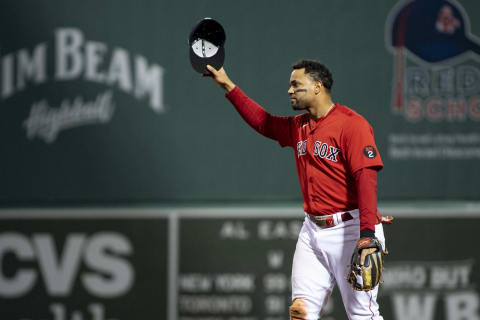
[346,237,386,291]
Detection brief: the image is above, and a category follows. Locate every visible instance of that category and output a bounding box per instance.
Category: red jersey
[281,107,383,215]
[226,87,383,226]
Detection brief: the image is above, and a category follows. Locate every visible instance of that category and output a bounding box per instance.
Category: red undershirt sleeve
[225,86,293,147]
[354,167,379,233]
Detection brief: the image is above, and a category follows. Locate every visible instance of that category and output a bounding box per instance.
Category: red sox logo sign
[385,0,480,122]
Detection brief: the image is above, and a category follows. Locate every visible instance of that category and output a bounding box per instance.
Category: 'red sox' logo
[296,140,341,163]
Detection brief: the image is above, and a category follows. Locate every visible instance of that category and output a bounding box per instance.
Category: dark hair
[292,59,333,92]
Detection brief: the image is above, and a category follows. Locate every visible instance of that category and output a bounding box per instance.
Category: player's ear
[314,82,322,94]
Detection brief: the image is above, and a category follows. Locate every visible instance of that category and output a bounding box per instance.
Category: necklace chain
[324,103,335,117]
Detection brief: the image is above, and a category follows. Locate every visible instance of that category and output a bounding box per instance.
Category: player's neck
[309,99,335,119]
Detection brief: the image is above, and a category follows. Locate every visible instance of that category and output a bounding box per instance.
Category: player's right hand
[381,215,394,224]
[206,65,236,93]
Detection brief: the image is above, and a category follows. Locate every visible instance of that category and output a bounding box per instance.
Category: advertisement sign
[0,212,168,320]
[1,207,479,319]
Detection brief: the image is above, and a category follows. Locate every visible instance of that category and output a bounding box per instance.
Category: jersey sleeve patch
[363,145,377,159]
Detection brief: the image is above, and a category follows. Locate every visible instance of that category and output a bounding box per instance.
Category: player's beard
[291,98,307,111]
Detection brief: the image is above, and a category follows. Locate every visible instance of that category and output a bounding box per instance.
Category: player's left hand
[360,246,377,265]
[356,237,379,265]
[347,237,385,291]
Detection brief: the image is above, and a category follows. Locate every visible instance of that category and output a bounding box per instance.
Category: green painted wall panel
[0,0,479,204]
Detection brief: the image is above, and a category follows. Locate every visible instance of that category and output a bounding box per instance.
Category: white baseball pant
[291,209,386,320]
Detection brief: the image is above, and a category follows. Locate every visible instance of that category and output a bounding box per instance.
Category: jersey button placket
[305,135,314,205]
[306,166,313,205]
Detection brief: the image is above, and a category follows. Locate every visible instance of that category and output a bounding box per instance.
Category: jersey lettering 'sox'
[296,140,341,162]
[314,141,340,162]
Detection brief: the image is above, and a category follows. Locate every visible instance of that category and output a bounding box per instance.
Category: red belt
[308,211,353,228]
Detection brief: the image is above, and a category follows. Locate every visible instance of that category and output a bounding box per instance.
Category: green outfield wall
[1,0,479,205]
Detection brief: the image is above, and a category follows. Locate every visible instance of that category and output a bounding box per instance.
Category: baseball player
[206,60,390,320]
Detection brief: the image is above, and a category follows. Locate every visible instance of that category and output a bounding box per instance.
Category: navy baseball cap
[189,18,226,74]
[390,0,480,62]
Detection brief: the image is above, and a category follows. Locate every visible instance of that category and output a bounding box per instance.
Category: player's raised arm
[205,65,293,147]
[206,65,236,92]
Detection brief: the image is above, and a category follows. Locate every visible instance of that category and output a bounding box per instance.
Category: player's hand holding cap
[189,18,226,75]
